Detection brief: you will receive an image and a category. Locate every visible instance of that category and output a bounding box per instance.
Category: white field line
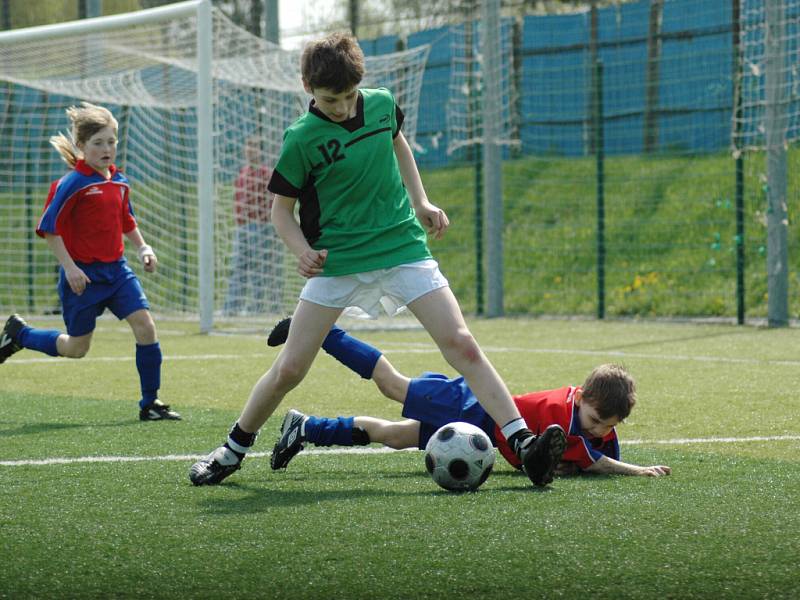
[5,344,800,367]
[0,447,405,467]
[622,435,800,445]
[1,435,799,467]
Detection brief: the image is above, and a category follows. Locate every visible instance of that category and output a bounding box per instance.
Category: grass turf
[1,317,798,599]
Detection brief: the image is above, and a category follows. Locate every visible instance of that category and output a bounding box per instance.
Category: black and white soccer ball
[424,422,495,492]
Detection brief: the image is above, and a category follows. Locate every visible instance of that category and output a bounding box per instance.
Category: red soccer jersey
[233,164,272,225]
[36,160,136,263]
[495,386,620,470]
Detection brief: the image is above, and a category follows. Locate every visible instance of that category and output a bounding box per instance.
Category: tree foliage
[3,0,141,30]
[300,0,631,40]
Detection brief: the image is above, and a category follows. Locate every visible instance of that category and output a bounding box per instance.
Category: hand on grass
[638,465,671,477]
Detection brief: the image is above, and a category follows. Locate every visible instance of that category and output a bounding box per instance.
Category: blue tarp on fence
[361,0,740,167]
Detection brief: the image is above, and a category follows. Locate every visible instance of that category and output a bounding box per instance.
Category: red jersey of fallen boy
[495,386,620,470]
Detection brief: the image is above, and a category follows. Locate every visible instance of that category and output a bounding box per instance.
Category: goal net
[0,0,430,331]
[447,14,518,157]
[734,0,800,151]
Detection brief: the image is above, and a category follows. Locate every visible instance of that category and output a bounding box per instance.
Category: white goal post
[0,0,429,332]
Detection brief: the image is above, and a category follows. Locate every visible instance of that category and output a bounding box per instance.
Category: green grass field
[1,317,798,599]
[424,148,800,318]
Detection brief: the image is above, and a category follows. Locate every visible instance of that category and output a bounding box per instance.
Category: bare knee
[382,432,405,449]
[440,327,482,367]
[380,420,419,449]
[127,310,157,345]
[372,358,410,403]
[58,334,92,358]
[374,377,397,401]
[138,320,157,343]
[274,356,310,390]
[63,347,89,359]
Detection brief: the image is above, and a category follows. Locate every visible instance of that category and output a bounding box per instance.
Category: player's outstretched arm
[584,455,671,477]
[637,465,671,477]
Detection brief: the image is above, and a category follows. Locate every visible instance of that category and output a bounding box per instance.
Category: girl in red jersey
[0,103,179,421]
[267,318,671,478]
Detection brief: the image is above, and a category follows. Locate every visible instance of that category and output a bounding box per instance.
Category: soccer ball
[424,422,495,492]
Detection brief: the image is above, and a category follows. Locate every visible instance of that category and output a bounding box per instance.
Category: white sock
[500,417,527,440]
[215,446,242,465]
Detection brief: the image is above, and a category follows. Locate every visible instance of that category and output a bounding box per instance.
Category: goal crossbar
[0,0,204,44]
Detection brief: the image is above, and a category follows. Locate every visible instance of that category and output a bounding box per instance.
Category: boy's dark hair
[301,32,365,93]
[581,364,636,421]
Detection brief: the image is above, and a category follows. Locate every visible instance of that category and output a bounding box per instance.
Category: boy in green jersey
[190,32,564,488]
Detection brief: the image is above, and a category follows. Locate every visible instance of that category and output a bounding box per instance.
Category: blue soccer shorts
[401,371,497,449]
[59,259,150,336]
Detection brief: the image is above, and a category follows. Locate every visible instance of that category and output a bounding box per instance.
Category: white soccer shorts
[299,259,449,319]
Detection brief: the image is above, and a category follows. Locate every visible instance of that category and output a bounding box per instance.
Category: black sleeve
[393,103,405,138]
[267,169,302,198]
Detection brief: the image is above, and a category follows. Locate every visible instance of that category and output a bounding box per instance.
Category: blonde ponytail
[49,132,80,168]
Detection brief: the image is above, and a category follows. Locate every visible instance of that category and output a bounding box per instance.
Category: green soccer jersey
[267,87,431,276]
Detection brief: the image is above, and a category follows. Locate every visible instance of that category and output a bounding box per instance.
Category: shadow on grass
[194,471,552,514]
[0,420,140,437]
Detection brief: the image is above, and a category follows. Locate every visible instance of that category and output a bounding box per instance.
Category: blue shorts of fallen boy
[401,371,497,449]
[59,259,150,337]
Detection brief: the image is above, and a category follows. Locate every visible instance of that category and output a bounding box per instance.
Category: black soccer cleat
[519,424,567,487]
[189,446,242,486]
[0,314,27,364]
[266,317,292,347]
[270,409,308,470]
[139,399,182,421]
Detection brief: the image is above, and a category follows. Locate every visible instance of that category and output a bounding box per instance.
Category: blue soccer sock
[136,342,162,408]
[17,326,60,357]
[304,416,357,447]
[321,326,382,379]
